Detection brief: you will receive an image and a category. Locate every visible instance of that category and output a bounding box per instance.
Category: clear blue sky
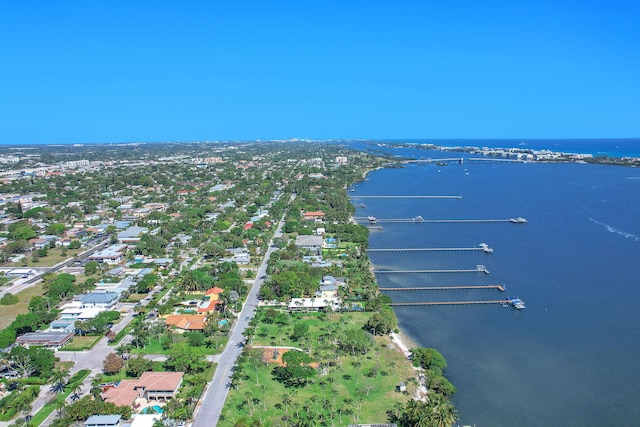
[1,1,639,144]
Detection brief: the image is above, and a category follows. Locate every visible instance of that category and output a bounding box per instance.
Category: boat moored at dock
[508,297,526,309]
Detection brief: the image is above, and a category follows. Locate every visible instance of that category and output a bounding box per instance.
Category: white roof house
[84,414,121,427]
[117,226,149,243]
[288,297,341,311]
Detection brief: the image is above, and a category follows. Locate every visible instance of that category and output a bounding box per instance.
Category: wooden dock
[380,285,505,292]
[369,244,493,253]
[375,265,490,274]
[355,217,523,224]
[349,195,462,199]
[375,219,513,223]
[388,299,510,306]
[466,157,524,164]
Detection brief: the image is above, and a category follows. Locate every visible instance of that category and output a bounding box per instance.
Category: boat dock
[389,158,465,165]
[389,299,509,306]
[355,217,526,224]
[349,195,462,199]
[369,243,493,253]
[375,264,490,274]
[466,157,524,164]
[380,285,505,291]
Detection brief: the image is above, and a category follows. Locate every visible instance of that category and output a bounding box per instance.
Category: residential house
[295,235,323,255]
[197,287,223,313]
[164,314,207,331]
[302,211,325,221]
[316,283,339,300]
[76,292,119,310]
[89,244,127,265]
[16,331,74,348]
[84,415,122,427]
[288,297,341,312]
[117,226,149,243]
[102,371,184,407]
[28,238,49,249]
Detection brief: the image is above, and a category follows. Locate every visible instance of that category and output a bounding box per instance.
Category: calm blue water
[349,144,640,426]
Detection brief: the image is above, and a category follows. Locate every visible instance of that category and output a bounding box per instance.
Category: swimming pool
[142,405,164,414]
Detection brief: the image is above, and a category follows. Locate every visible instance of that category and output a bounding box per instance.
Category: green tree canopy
[339,327,374,356]
[164,342,207,373]
[411,347,447,373]
[272,350,316,388]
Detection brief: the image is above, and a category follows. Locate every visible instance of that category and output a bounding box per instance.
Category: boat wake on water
[588,217,639,242]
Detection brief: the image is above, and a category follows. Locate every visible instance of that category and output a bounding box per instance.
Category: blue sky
[1,1,639,144]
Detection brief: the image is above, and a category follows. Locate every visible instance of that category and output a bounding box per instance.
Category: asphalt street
[192,203,288,427]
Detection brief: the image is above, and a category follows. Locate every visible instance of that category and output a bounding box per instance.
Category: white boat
[509,297,526,309]
[510,217,528,224]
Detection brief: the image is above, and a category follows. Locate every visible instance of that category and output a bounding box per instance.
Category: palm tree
[116,343,133,360]
[56,401,68,418]
[429,396,459,427]
[70,385,82,401]
[90,386,102,400]
[50,369,67,393]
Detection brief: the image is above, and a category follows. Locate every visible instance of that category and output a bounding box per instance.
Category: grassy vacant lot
[60,335,102,351]
[132,333,228,355]
[11,248,84,267]
[0,283,45,330]
[220,311,412,426]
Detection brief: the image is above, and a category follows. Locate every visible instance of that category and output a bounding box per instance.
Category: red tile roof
[102,379,139,407]
[102,372,184,407]
[164,314,207,330]
[205,287,224,296]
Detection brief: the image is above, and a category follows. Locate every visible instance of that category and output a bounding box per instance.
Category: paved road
[192,205,288,427]
[0,239,109,299]
[35,310,135,427]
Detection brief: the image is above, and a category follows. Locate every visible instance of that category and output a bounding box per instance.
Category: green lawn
[8,248,84,268]
[132,334,228,355]
[220,311,412,426]
[60,335,102,351]
[0,283,45,330]
[54,361,74,372]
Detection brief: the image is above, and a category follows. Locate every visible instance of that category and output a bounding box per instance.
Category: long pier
[375,265,490,274]
[369,243,493,253]
[383,158,463,166]
[388,299,509,306]
[466,157,524,164]
[356,217,517,224]
[399,158,464,165]
[349,195,462,199]
[380,285,504,291]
